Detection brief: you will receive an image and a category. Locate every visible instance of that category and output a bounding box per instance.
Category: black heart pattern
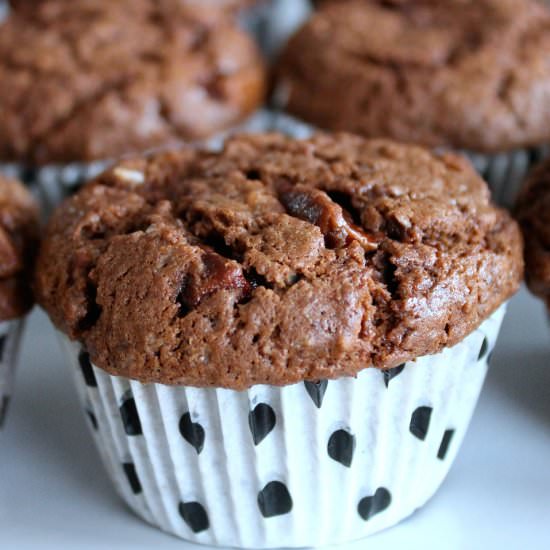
[437,429,455,460]
[179,412,205,454]
[86,409,98,430]
[304,380,328,408]
[0,396,10,429]
[327,429,356,467]
[78,349,97,387]
[248,403,276,446]
[179,501,209,533]
[409,406,432,441]
[123,462,142,494]
[478,337,489,361]
[119,394,143,436]
[357,487,391,521]
[0,334,6,362]
[258,481,293,518]
[382,364,406,388]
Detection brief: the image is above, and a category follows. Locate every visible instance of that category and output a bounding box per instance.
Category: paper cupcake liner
[0,1,7,21]
[460,146,550,208]
[267,105,549,209]
[58,305,505,548]
[0,318,25,430]
[240,0,311,59]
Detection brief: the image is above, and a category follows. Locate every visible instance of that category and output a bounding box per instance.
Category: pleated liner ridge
[60,305,506,548]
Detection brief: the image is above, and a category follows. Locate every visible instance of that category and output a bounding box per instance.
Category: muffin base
[58,305,505,548]
[0,319,24,430]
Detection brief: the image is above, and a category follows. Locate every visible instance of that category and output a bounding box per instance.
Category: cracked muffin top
[0,0,266,165]
[276,0,550,153]
[35,133,523,389]
[0,175,39,320]
[515,160,550,311]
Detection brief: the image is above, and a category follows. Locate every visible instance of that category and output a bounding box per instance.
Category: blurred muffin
[9,0,260,14]
[0,0,266,206]
[36,133,521,545]
[276,0,550,205]
[515,159,550,311]
[0,175,39,428]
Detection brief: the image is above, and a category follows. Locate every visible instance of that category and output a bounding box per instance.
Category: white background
[1,286,549,550]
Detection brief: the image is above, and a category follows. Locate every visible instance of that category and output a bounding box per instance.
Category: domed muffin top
[0,176,39,320]
[35,133,522,388]
[276,0,550,153]
[0,0,265,164]
[515,160,550,310]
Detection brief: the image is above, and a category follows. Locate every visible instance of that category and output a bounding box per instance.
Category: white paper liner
[59,305,505,548]
[0,318,24,430]
[0,1,8,21]
[461,146,550,208]
[240,0,311,60]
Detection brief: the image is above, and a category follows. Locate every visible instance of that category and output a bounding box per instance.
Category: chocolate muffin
[0,0,266,207]
[35,133,522,546]
[276,0,550,205]
[0,175,39,428]
[515,159,550,310]
[36,133,521,387]
[0,0,265,164]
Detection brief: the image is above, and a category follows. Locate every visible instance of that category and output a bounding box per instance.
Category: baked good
[277,0,550,153]
[0,174,39,428]
[0,0,266,165]
[275,0,550,206]
[35,133,522,546]
[36,133,522,388]
[515,159,550,310]
[0,175,39,319]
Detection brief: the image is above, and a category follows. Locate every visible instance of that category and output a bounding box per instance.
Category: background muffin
[0,175,39,428]
[0,0,266,206]
[35,133,522,546]
[275,0,550,206]
[515,159,550,311]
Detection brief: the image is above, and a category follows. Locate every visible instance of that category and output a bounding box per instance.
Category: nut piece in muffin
[276,0,550,153]
[515,159,550,310]
[0,175,39,319]
[0,0,266,165]
[35,133,523,389]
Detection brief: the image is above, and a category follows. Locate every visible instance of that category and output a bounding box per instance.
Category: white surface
[1,286,549,550]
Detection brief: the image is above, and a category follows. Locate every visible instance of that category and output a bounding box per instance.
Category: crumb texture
[515,160,550,310]
[277,0,550,153]
[0,176,39,320]
[0,0,265,164]
[35,133,523,388]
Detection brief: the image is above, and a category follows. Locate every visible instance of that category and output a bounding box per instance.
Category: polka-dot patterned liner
[61,305,506,548]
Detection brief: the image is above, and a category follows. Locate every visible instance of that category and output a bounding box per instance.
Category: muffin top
[0,0,265,165]
[0,176,39,320]
[276,0,550,153]
[35,133,522,389]
[515,159,550,310]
